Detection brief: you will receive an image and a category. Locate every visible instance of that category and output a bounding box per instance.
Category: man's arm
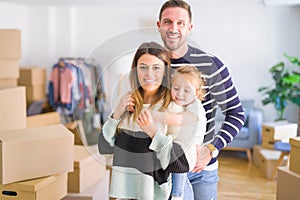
[192,56,245,172]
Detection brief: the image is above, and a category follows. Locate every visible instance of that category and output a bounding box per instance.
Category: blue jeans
[187,169,219,200]
[172,173,194,200]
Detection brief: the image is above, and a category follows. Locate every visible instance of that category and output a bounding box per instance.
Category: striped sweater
[170,45,245,167]
[99,103,194,200]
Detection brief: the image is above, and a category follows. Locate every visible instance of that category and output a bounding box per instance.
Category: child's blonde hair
[172,65,206,101]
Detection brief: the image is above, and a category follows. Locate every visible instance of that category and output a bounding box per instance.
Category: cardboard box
[27,112,61,128]
[0,29,21,59]
[0,86,26,130]
[262,136,278,149]
[290,137,300,174]
[276,166,300,200]
[0,60,19,78]
[64,120,87,145]
[253,145,262,167]
[257,148,288,179]
[68,145,106,193]
[262,122,298,140]
[26,85,46,103]
[0,78,17,86]
[0,124,74,184]
[0,173,68,200]
[18,67,46,86]
[63,171,110,200]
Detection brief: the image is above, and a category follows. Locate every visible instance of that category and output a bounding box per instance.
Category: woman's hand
[136,109,157,138]
[113,92,135,119]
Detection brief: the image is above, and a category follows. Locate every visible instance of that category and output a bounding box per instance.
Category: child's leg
[171,173,187,199]
[183,176,194,200]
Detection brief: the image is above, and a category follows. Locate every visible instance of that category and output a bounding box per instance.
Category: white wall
[0,0,299,122]
[0,2,28,62]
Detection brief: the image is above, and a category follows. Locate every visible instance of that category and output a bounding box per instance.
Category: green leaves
[283,74,300,84]
[258,53,300,120]
[284,53,300,66]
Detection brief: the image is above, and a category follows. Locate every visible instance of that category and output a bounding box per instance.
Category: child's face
[171,74,197,106]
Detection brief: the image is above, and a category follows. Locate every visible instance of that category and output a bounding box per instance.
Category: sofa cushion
[241,100,254,128]
[234,127,249,140]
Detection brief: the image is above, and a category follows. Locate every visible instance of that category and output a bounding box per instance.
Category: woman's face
[137,53,165,94]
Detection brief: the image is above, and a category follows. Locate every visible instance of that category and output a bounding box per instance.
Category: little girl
[137,65,207,200]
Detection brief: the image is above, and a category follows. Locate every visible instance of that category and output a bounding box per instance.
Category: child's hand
[136,109,157,138]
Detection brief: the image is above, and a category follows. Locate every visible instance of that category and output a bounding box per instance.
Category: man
[157,1,245,199]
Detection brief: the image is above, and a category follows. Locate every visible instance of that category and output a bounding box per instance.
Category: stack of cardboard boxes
[0,124,74,200]
[0,87,74,200]
[18,67,47,106]
[253,122,298,179]
[0,29,109,200]
[62,145,109,200]
[262,122,298,149]
[276,136,300,200]
[0,29,21,87]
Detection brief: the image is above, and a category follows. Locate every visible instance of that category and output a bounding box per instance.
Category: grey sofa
[216,100,263,162]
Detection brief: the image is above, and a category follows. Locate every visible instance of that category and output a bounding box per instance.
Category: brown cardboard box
[0,124,74,184]
[0,173,68,200]
[0,29,21,59]
[68,145,106,193]
[262,136,279,149]
[290,137,300,174]
[276,166,300,200]
[26,85,46,103]
[63,171,110,200]
[262,122,297,149]
[253,145,262,167]
[262,122,298,140]
[64,120,87,145]
[18,67,46,86]
[0,86,26,130]
[27,112,61,128]
[0,60,19,78]
[257,148,288,179]
[0,78,17,86]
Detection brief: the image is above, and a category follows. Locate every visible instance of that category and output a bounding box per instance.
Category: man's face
[157,7,193,53]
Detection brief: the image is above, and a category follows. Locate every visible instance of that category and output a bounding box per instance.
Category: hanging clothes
[48,60,74,110]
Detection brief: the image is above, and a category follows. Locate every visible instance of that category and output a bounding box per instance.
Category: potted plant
[283,54,300,134]
[258,54,300,122]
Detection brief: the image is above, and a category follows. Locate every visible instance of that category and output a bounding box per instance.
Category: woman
[98,42,192,200]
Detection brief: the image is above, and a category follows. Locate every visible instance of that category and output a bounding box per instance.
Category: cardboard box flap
[0,124,72,143]
[73,145,100,168]
[64,120,88,145]
[1,174,66,192]
[290,137,300,147]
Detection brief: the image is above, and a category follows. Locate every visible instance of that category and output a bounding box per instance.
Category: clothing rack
[48,57,106,127]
